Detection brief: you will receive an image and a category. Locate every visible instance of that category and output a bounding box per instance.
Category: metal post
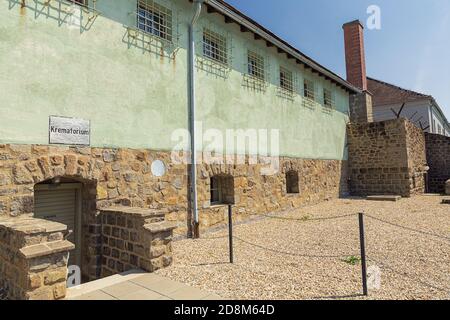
[228,205,233,264]
[358,213,368,296]
[424,172,429,194]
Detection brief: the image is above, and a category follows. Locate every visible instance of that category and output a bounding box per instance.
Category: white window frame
[279,67,294,94]
[247,50,265,81]
[203,28,228,66]
[323,88,335,109]
[137,0,173,42]
[304,79,315,101]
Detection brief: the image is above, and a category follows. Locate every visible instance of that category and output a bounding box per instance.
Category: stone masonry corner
[100,206,177,278]
[0,217,73,300]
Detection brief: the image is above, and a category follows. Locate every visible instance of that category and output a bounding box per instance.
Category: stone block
[53,282,66,300]
[0,173,10,186]
[97,186,108,200]
[64,155,77,176]
[366,195,402,202]
[162,255,173,267]
[28,274,42,290]
[44,268,67,285]
[13,164,33,185]
[149,245,166,259]
[27,287,53,300]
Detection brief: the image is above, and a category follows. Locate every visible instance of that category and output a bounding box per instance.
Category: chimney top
[342,20,364,29]
[343,19,368,91]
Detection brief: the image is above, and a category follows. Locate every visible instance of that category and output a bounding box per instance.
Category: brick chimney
[343,20,368,91]
[343,20,373,123]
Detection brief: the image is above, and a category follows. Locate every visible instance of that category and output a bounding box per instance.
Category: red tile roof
[367,77,432,107]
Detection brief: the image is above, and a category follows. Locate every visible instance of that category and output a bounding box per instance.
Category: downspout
[189,0,204,238]
[428,104,433,133]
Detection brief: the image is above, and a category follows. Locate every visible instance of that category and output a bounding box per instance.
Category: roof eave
[204,0,361,94]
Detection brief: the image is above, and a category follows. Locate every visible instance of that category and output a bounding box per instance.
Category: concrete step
[67,271,222,301]
[66,269,146,299]
[366,195,402,202]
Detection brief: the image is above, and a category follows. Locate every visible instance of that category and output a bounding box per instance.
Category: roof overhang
[193,0,361,94]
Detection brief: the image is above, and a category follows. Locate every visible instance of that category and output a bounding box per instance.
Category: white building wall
[430,105,450,136]
[372,99,432,132]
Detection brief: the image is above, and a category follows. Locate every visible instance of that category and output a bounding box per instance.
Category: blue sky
[225,0,450,119]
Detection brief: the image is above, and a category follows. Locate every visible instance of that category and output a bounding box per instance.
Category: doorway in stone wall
[34,178,83,269]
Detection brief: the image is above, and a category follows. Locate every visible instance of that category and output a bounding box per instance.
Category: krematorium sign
[49,116,91,146]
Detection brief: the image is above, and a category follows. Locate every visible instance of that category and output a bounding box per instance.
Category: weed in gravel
[342,256,361,265]
[300,215,311,221]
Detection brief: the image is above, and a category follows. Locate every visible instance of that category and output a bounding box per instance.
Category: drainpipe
[189,0,204,238]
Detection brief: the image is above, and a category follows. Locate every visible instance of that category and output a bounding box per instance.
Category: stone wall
[405,120,428,195]
[0,144,187,282]
[100,207,176,278]
[347,118,427,197]
[0,143,349,283]
[0,217,73,300]
[193,157,348,232]
[425,133,450,193]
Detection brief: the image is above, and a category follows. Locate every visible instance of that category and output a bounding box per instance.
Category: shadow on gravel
[191,262,231,267]
[311,293,365,300]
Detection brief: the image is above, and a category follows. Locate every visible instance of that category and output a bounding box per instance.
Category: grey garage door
[34,184,81,267]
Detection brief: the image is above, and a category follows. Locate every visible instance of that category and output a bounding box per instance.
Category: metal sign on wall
[49,116,91,146]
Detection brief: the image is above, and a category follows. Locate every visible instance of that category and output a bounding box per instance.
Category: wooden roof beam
[206,5,218,14]
[240,25,250,33]
[224,15,233,24]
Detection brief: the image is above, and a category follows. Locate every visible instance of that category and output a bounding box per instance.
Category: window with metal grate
[323,88,335,109]
[248,51,265,81]
[280,67,294,94]
[137,0,173,42]
[203,29,228,65]
[304,79,315,101]
[67,0,86,6]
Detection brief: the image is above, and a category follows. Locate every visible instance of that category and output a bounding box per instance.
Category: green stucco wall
[0,0,350,160]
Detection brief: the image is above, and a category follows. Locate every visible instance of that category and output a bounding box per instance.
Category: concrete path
[66,270,221,300]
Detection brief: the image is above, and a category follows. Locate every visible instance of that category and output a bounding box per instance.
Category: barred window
[280,67,294,93]
[210,177,221,204]
[304,79,315,101]
[67,0,86,5]
[286,171,299,194]
[137,0,173,42]
[210,175,234,205]
[323,88,335,109]
[248,51,265,80]
[203,29,228,65]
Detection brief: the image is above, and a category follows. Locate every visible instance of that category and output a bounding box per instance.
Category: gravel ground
[156,195,450,300]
